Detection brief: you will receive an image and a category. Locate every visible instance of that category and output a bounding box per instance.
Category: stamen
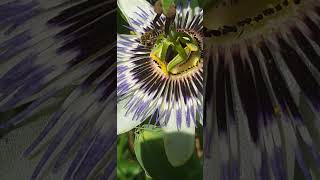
[148,30,202,76]
[150,42,169,76]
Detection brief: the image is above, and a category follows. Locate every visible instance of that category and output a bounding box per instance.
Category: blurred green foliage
[117,133,145,180]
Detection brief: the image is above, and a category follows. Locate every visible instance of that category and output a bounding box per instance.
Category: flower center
[147,30,202,76]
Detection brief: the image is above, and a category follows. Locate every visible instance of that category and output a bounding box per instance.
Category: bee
[140,29,162,47]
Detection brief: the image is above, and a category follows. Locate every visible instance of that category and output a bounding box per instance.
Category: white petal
[117,0,156,34]
[162,113,195,167]
[117,98,144,134]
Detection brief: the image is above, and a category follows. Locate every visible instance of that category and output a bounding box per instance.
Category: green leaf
[117,8,130,34]
[134,125,202,180]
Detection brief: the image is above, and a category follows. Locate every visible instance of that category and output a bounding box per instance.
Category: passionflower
[204,0,320,179]
[0,0,116,179]
[117,0,203,166]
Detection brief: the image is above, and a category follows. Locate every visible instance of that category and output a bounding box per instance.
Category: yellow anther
[150,52,169,76]
[186,43,198,51]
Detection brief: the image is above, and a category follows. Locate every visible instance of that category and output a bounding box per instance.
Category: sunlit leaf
[134,125,202,180]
